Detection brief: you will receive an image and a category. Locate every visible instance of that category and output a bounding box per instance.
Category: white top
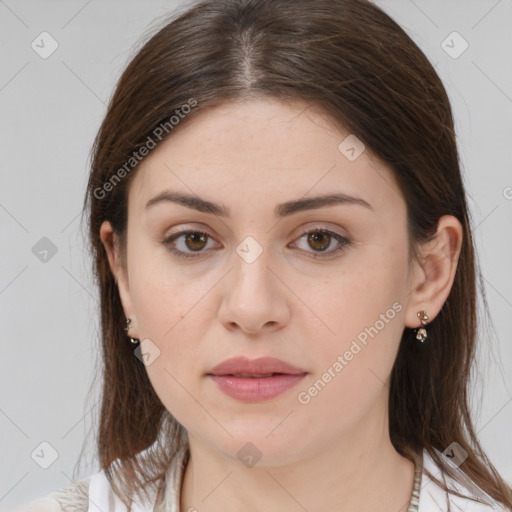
[13,447,510,512]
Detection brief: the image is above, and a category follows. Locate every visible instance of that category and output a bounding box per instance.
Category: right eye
[163,230,220,259]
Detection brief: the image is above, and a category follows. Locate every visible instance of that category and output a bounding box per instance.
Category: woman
[16,0,512,511]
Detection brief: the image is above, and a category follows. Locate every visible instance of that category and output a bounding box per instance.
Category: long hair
[81,0,512,508]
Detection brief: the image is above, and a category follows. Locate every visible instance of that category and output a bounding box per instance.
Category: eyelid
[162,225,351,259]
[162,228,219,259]
[291,228,351,258]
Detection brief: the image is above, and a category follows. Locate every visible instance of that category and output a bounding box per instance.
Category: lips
[207,356,306,377]
[206,356,307,402]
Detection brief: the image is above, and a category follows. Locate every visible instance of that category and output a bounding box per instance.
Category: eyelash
[162,228,351,260]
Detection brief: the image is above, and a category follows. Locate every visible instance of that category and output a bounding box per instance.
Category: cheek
[305,246,408,385]
[313,258,404,342]
[127,237,212,340]
[292,276,406,440]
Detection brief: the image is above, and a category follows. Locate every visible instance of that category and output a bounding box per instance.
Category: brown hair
[80,0,512,508]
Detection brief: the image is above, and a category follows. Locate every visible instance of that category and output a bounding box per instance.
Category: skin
[100,98,463,512]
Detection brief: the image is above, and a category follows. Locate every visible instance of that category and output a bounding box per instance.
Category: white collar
[419,448,507,511]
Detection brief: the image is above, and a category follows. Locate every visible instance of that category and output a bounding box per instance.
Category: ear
[404,215,463,329]
[99,220,137,333]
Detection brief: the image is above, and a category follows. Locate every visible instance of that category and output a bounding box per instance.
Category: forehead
[129,98,404,219]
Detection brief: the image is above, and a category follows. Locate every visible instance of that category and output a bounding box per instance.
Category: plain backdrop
[1,0,511,509]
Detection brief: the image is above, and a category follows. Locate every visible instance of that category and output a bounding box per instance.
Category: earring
[124,317,140,345]
[415,310,429,342]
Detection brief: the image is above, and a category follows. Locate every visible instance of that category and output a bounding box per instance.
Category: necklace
[157,447,424,512]
[407,453,423,512]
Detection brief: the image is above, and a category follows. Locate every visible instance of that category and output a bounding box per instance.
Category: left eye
[292,229,350,257]
[163,229,350,259]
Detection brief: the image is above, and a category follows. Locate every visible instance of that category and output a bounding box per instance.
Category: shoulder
[10,497,64,512]
[419,449,510,511]
[11,477,90,512]
[11,452,185,512]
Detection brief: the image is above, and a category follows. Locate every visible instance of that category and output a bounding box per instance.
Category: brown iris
[184,232,208,251]
[307,231,331,251]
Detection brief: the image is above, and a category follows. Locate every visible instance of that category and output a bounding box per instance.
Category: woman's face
[104,98,422,465]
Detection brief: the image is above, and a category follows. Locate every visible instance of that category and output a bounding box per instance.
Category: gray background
[1,0,511,509]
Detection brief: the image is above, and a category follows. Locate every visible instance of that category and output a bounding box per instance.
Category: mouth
[206,357,307,402]
[207,373,307,402]
[207,356,306,377]
[227,372,283,378]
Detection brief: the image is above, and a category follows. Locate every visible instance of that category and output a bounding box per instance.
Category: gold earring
[415,310,429,342]
[124,317,140,345]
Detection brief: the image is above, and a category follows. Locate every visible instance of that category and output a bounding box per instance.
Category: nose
[218,249,291,335]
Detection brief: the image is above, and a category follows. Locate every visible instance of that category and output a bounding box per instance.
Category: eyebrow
[145,190,374,217]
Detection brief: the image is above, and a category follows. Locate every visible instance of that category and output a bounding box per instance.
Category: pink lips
[207,356,307,402]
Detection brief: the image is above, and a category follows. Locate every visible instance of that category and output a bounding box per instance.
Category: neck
[180,415,416,512]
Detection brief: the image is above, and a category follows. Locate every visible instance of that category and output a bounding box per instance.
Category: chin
[193,423,314,468]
